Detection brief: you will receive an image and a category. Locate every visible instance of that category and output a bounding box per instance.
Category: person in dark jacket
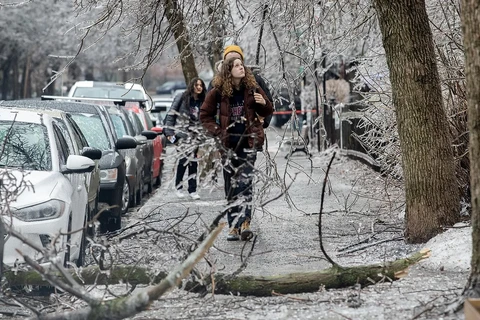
[164,77,206,200]
[207,45,273,129]
[200,57,273,241]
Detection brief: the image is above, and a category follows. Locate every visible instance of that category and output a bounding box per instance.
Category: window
[110,114,128,138]
[54,119,75,155]
[52,124,70,166]
[66,115,89,150]
[71,114,111,151]
[0,121,51,171]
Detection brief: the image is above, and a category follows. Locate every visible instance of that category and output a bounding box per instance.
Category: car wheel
[147,177,153,194]
[155,170,162,187]
[103,189,123,232]
[157,162,163,187]
[121,179,130,215]
[135,174,144,206]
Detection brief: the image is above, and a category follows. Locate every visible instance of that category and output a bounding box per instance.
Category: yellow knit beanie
[223,45,244,60]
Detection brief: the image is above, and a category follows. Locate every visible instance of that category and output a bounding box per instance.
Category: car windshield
[71,114,111,151]
[0,121,51,171]
[110,114,128,138]
[72,87,144,100]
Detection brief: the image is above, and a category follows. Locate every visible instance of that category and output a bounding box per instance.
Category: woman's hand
[253,92,266,105]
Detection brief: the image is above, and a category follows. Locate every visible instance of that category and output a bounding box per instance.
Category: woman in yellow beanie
[200,57,273,241]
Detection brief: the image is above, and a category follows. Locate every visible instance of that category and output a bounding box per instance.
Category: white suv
[68,81,152,110]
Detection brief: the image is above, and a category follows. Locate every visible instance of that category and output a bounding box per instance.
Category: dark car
[155,81,186,95]
[104,104,157,210]
[124,102,163,190]
[38,98,138,232]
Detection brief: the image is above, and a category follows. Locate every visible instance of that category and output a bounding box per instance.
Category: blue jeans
[223,148,257,228]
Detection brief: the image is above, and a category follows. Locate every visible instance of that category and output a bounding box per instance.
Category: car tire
[105,188,123,232]
[147,177,153,194]
[121,179,130,215]
[135,173,144,206]
[155,166,162,187]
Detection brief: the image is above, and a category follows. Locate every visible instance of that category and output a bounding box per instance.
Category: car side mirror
[116,136,138,150]
[81,147,102,160]
[141,130,157,140]
[62,155,95,173]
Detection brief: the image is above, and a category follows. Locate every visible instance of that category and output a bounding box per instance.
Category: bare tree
[372,0,460,243]
[461,0,480,299]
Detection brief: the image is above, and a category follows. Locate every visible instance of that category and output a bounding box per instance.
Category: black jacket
[164,92,202,138]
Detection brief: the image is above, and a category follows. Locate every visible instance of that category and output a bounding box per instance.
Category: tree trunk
[164,0,198,84]
[461,0,480,298]
[12,54,19,100]
[373,0,459,243]
[5,250,429,296]
[1,59,11,100]
[207,0,226,70]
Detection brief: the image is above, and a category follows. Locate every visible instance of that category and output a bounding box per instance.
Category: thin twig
[337,236,404,255]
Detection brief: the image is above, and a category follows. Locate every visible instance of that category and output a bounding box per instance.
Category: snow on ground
[421,222,471,272]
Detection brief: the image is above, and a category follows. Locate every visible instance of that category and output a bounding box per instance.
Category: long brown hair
[211,57,257,97]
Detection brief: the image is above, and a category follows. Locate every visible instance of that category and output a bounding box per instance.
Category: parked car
[155,80,186,95]
[37,99,138,232]
[104,104,157,210]
[0,100,103,233]
[0,107,96,267]
[68,81,153,111]
[124,102,163,189]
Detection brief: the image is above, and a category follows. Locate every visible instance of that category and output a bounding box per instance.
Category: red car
[124,102,163,189]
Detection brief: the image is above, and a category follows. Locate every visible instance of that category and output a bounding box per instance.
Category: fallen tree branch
[8,249,430,298]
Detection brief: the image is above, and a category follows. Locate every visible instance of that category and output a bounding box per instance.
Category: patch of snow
[420,222,471,272]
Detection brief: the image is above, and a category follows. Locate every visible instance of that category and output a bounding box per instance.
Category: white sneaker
[189,192,200,200]
[176,190,185,198]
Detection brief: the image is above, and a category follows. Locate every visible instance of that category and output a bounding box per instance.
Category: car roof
[0,107,56,124]
[0,100,70,118]
[9,99,103,115]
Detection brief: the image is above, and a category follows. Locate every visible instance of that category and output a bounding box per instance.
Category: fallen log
[5,249,430,296]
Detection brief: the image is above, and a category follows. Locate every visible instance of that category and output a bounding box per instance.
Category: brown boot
[227,228,240,241]
[240,220,253,241]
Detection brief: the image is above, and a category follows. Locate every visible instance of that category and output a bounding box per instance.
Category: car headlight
[100,168,118,183]
[12,199,66,221]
